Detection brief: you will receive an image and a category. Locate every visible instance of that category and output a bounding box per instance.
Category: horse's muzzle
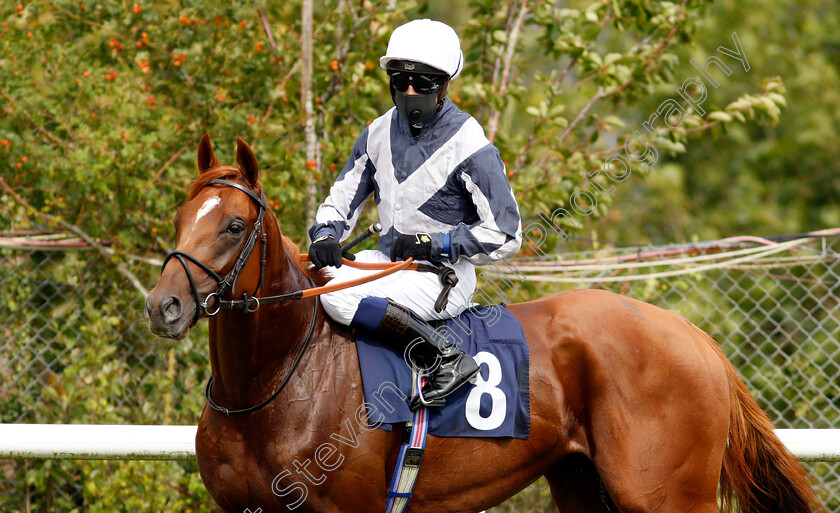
[145,288,195,339]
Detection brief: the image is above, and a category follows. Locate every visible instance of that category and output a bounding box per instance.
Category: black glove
[309,234,355,269]
[390,233,433,262]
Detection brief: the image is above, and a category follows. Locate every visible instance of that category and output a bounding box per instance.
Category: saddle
[354,305,531,439]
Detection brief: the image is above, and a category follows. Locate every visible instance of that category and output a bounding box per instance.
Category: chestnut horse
[146,135,822,513]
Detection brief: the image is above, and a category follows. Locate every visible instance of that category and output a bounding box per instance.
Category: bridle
[160,177,318,416]
[161,178,268,323]
[158,177,443,415]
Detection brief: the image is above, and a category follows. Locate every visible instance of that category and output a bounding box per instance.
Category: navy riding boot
[351,297,480,410]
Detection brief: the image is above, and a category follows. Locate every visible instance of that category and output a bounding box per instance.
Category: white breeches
[320,250,477,325]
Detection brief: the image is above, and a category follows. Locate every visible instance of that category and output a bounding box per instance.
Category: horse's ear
[236,138,259,187]
[197,133,220,174]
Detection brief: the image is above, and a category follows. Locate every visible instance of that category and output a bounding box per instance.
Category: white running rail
[0,424,838,462]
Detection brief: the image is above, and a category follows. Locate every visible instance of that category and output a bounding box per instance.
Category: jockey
[308,19,522,410]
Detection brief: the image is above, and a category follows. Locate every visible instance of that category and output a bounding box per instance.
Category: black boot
[374,299,480,410]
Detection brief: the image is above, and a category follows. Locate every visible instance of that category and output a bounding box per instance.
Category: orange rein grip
[298,256,418,298]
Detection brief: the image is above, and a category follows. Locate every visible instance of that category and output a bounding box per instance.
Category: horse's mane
[188,166,330,287]
[281,233,331,286]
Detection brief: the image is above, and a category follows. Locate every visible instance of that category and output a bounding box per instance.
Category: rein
[212,256,418,312]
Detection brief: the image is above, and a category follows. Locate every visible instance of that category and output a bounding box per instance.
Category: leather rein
[160,178,431,416]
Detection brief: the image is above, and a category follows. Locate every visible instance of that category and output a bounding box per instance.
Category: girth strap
[385,373,429,513]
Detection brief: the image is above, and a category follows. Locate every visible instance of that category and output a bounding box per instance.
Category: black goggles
[387,70,448,95]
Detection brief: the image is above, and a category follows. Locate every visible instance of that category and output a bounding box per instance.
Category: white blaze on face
[182,196,222,245]
[196,196,221,222]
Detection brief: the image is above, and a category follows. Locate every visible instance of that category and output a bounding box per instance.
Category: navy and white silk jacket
[309,99,522,266]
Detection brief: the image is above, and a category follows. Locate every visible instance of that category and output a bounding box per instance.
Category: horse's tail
[714,341,824,513]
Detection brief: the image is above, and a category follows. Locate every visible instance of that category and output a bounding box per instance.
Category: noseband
[161,179,268,325]
[160,178,321,416]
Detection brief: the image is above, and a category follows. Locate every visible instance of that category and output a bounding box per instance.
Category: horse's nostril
[162,296,183,324]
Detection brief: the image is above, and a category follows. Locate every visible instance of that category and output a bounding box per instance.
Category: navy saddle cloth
[354,305,531,439]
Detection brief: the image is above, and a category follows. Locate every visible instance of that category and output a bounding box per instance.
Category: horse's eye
[227,222,245,235]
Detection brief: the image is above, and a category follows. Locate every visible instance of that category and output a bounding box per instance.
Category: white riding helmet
[379,19,464,79]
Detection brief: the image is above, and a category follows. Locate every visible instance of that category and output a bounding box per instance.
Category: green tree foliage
[0,0,797,511]
[592,0,839,243]
[0,0,785,254]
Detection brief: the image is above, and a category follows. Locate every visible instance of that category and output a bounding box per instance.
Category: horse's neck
[207,235,322,411]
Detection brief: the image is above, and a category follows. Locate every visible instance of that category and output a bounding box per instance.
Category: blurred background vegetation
[1,0,837,511]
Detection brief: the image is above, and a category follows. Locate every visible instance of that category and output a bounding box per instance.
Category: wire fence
[1,230,839,511]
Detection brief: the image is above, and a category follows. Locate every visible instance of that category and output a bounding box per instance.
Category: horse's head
[146,134,268,339]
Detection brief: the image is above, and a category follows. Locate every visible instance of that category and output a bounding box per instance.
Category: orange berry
[1,140,8,146]
[26,32,32,38]
[330,60,339,71]
[240,20,246,27]
[83,71,90,77]
[133,4,142,13]
[16,5,23,10]
[21,156,28,162]
[15,163,21,168]
[152,227,158,234]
